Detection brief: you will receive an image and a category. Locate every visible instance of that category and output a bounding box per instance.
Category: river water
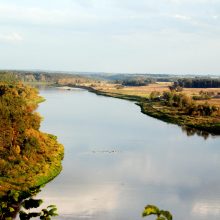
[37,87,220,220]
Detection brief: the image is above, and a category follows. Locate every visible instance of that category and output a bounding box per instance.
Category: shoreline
[0,83,64,219]
[0,84,64,198]
[68,85,220,136]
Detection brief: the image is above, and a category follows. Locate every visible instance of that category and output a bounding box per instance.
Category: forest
[0,77,64,197]
[1,71,220,88]
[175,78,220,88]
[121,78,155,86]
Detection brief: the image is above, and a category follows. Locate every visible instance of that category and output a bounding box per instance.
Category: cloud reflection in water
[37,88,220,220]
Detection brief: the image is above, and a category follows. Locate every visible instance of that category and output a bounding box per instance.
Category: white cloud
[173,14,191,21]
[0,1,219,35]
[212,15,219,19]
[0,32,23,42]
[0,3,100,27]
[0,0,220,73]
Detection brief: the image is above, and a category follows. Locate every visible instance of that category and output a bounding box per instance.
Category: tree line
[149,91,220,117]
[120,78,155,87]
[175,78,220,88]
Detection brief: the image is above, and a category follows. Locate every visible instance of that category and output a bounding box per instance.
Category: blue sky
[0,0,220,74]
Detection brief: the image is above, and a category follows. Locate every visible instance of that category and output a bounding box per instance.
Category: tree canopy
[0,82,64,196]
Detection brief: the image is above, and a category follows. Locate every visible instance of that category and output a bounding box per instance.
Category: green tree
[142,205,172,220]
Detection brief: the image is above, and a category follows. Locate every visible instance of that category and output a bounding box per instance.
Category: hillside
[0,82,64,196]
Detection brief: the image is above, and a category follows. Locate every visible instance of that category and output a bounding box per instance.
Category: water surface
[37,88,220,220]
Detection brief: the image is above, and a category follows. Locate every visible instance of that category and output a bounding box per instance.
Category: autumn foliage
[0,83,64,196]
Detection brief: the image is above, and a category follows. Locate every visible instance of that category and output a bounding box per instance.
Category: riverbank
[0,83,64,197]
[138,102,220,135]
[68,85,220,135]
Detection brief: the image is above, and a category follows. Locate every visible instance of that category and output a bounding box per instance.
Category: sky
[0,0,220,75]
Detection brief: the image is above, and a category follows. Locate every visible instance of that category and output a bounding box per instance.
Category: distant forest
[175,78,220,88]
[1,71,220,88]
[120,78,155,86]
[0,71,93,85]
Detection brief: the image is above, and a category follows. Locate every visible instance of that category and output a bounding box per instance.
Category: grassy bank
[0,133,64,197]
[138,102,220,135]
[71,85,220,135]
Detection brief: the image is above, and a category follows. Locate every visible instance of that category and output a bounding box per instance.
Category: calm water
[37,87,220,220]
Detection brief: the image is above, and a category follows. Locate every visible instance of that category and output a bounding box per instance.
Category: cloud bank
[0,0,219,74]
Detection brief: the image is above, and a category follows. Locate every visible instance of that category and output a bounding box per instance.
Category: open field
[86,82,171,97]
[83,82,220,107]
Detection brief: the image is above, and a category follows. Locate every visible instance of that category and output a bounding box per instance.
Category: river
[37,87,220,220]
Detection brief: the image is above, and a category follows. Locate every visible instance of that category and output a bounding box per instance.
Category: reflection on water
[181,126,212,140]
[33,88,220,220]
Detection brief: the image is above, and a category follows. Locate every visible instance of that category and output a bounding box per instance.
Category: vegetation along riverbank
[67,83,220,136]
[0,80,64,198]
[1,70,220,135]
